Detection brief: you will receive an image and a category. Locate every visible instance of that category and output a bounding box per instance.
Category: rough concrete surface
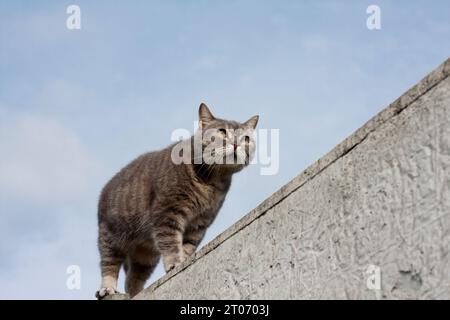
[133,58,450,300]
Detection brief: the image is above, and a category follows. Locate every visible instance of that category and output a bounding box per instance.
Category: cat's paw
[183,243,197,257]
[163,253,187,273]
[164,263,176,273]
[164,260,186,273]
[95,287,116,300]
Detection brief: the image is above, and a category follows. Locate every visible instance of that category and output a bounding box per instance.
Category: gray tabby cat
[96,103,258,298]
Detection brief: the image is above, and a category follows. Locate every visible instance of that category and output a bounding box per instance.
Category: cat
[96,103,259,299]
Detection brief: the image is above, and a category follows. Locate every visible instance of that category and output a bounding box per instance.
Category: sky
[0,0,449,299]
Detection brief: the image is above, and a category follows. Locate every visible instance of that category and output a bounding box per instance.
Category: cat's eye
[218,128,227,136]
[244,136,250,143]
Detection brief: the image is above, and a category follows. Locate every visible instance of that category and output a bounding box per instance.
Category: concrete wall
[135,58,450,300]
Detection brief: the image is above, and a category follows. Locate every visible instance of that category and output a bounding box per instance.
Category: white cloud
[0,112,103,299]
[0,113,98,205]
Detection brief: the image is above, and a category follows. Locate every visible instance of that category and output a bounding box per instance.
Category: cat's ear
[244,115,259,129]
[198,103,215,128]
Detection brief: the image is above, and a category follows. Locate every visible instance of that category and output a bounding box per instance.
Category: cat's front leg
[154,217,188,273]
[183,225,207,257]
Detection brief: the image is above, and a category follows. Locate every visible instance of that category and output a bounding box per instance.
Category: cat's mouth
[228,151,248,167]
[201,146,250,167]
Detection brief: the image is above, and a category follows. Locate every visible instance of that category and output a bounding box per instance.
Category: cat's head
[195,103,258,172]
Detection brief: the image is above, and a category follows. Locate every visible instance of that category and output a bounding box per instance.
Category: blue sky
[0,0,449,299]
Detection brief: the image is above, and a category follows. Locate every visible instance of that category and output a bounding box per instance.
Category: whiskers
[192,146,232,180]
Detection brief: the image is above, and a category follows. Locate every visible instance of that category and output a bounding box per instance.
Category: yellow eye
[218,128,226,136]
[244,136,250,143]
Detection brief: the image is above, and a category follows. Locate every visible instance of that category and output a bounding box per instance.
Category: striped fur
[96,104,258,298]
